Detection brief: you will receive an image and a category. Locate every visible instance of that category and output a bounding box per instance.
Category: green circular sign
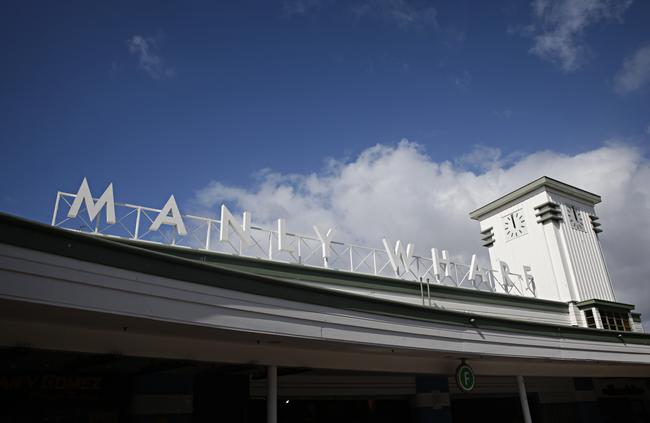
[456,363,475,392]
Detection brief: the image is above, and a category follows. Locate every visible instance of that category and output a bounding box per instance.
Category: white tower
[470,177,637,330]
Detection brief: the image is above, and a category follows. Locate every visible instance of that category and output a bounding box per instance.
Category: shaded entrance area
[0,348,247,422]
[0,348,414,423]
[1,347,649,423]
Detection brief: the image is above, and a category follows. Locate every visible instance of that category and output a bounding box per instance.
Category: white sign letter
[150,195,187,236]
[382,238,415,276]
[67,178,116,224]
[468,254,482,282]
[220,205,252,247]
[277,219,293,253]
[431,248,451,279]
[523,265,535,294]
[313,225,335,261]
[499,261,514,293]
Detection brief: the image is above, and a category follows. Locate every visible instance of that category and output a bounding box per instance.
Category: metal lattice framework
[51,191,536,300]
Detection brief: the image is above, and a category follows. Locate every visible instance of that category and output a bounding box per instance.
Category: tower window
[584,309,596,328]
[599,310,631,332]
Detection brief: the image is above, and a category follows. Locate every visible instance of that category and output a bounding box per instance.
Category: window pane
[584,309,596,328]
[596,310,632,332]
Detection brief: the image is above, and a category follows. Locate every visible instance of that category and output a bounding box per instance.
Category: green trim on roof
[469,176,602,221]
[110,237,567,313]
[1,213,648,346]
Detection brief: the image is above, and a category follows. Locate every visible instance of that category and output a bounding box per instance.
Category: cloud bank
[614,43,650,94]
[193,140,650,322]
[524,0,633,72]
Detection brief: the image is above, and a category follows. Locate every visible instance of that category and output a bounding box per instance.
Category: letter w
[382,238,415,276]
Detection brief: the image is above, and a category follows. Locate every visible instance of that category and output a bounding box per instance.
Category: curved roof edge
[0,212,646,347]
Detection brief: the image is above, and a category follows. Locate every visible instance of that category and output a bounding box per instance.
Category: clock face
[502,210,527,241]
[566,205,585,231]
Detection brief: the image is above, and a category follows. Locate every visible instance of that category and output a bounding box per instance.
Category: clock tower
[470,177,615,303]
[470,177,639,329]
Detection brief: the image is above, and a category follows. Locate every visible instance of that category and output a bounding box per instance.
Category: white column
[267,365,277,423]
[516,375,532,423]
[593,307,604,329]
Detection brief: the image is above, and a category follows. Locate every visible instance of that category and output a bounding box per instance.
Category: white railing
[51,192,536,300]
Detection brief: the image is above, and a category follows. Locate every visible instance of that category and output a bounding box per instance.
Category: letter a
[468,254,482,282]
[150,195,187,236]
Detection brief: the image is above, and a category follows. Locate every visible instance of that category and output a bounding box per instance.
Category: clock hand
[511,215,516,229]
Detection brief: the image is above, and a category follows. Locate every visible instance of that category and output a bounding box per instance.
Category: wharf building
[0,176,648,422]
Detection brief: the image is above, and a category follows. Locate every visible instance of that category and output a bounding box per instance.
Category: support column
[516,375,533,423]
[574,378,601,423]
[411,376,452,423]
[267,365,277,423]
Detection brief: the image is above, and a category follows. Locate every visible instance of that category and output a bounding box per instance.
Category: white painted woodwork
[297,281,569,326]
[1,243,650,373]
[475,185,616,303]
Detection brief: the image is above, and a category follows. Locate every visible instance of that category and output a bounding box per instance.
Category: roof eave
[469,176,601,221]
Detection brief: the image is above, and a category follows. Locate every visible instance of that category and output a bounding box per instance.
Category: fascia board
[469,176,601,221]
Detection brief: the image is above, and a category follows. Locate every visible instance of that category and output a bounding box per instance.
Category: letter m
[67,178,116,224]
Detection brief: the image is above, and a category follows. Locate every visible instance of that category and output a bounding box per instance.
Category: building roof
[1,212,647,346]
[469,176,602,221]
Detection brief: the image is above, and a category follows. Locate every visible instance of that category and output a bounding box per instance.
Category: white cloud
[523,0,633,72]
[492,108,514,120]
[192,140,650,323]
[352,0,438,31]
[455,144,520,173]
[127,35,175,80]
[453,70,471,90]
[614,44,650,94]
[283,0,321,16]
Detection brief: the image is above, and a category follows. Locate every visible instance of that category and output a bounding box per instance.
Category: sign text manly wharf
[51,178,537,298]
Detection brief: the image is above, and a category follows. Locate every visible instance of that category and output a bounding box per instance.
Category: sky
[1,1,649,318]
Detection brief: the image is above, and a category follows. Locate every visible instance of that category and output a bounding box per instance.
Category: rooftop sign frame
[51,178,537,299]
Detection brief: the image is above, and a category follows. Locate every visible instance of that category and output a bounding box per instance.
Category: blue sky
[1,1,650,318]
[1,0,649,223]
